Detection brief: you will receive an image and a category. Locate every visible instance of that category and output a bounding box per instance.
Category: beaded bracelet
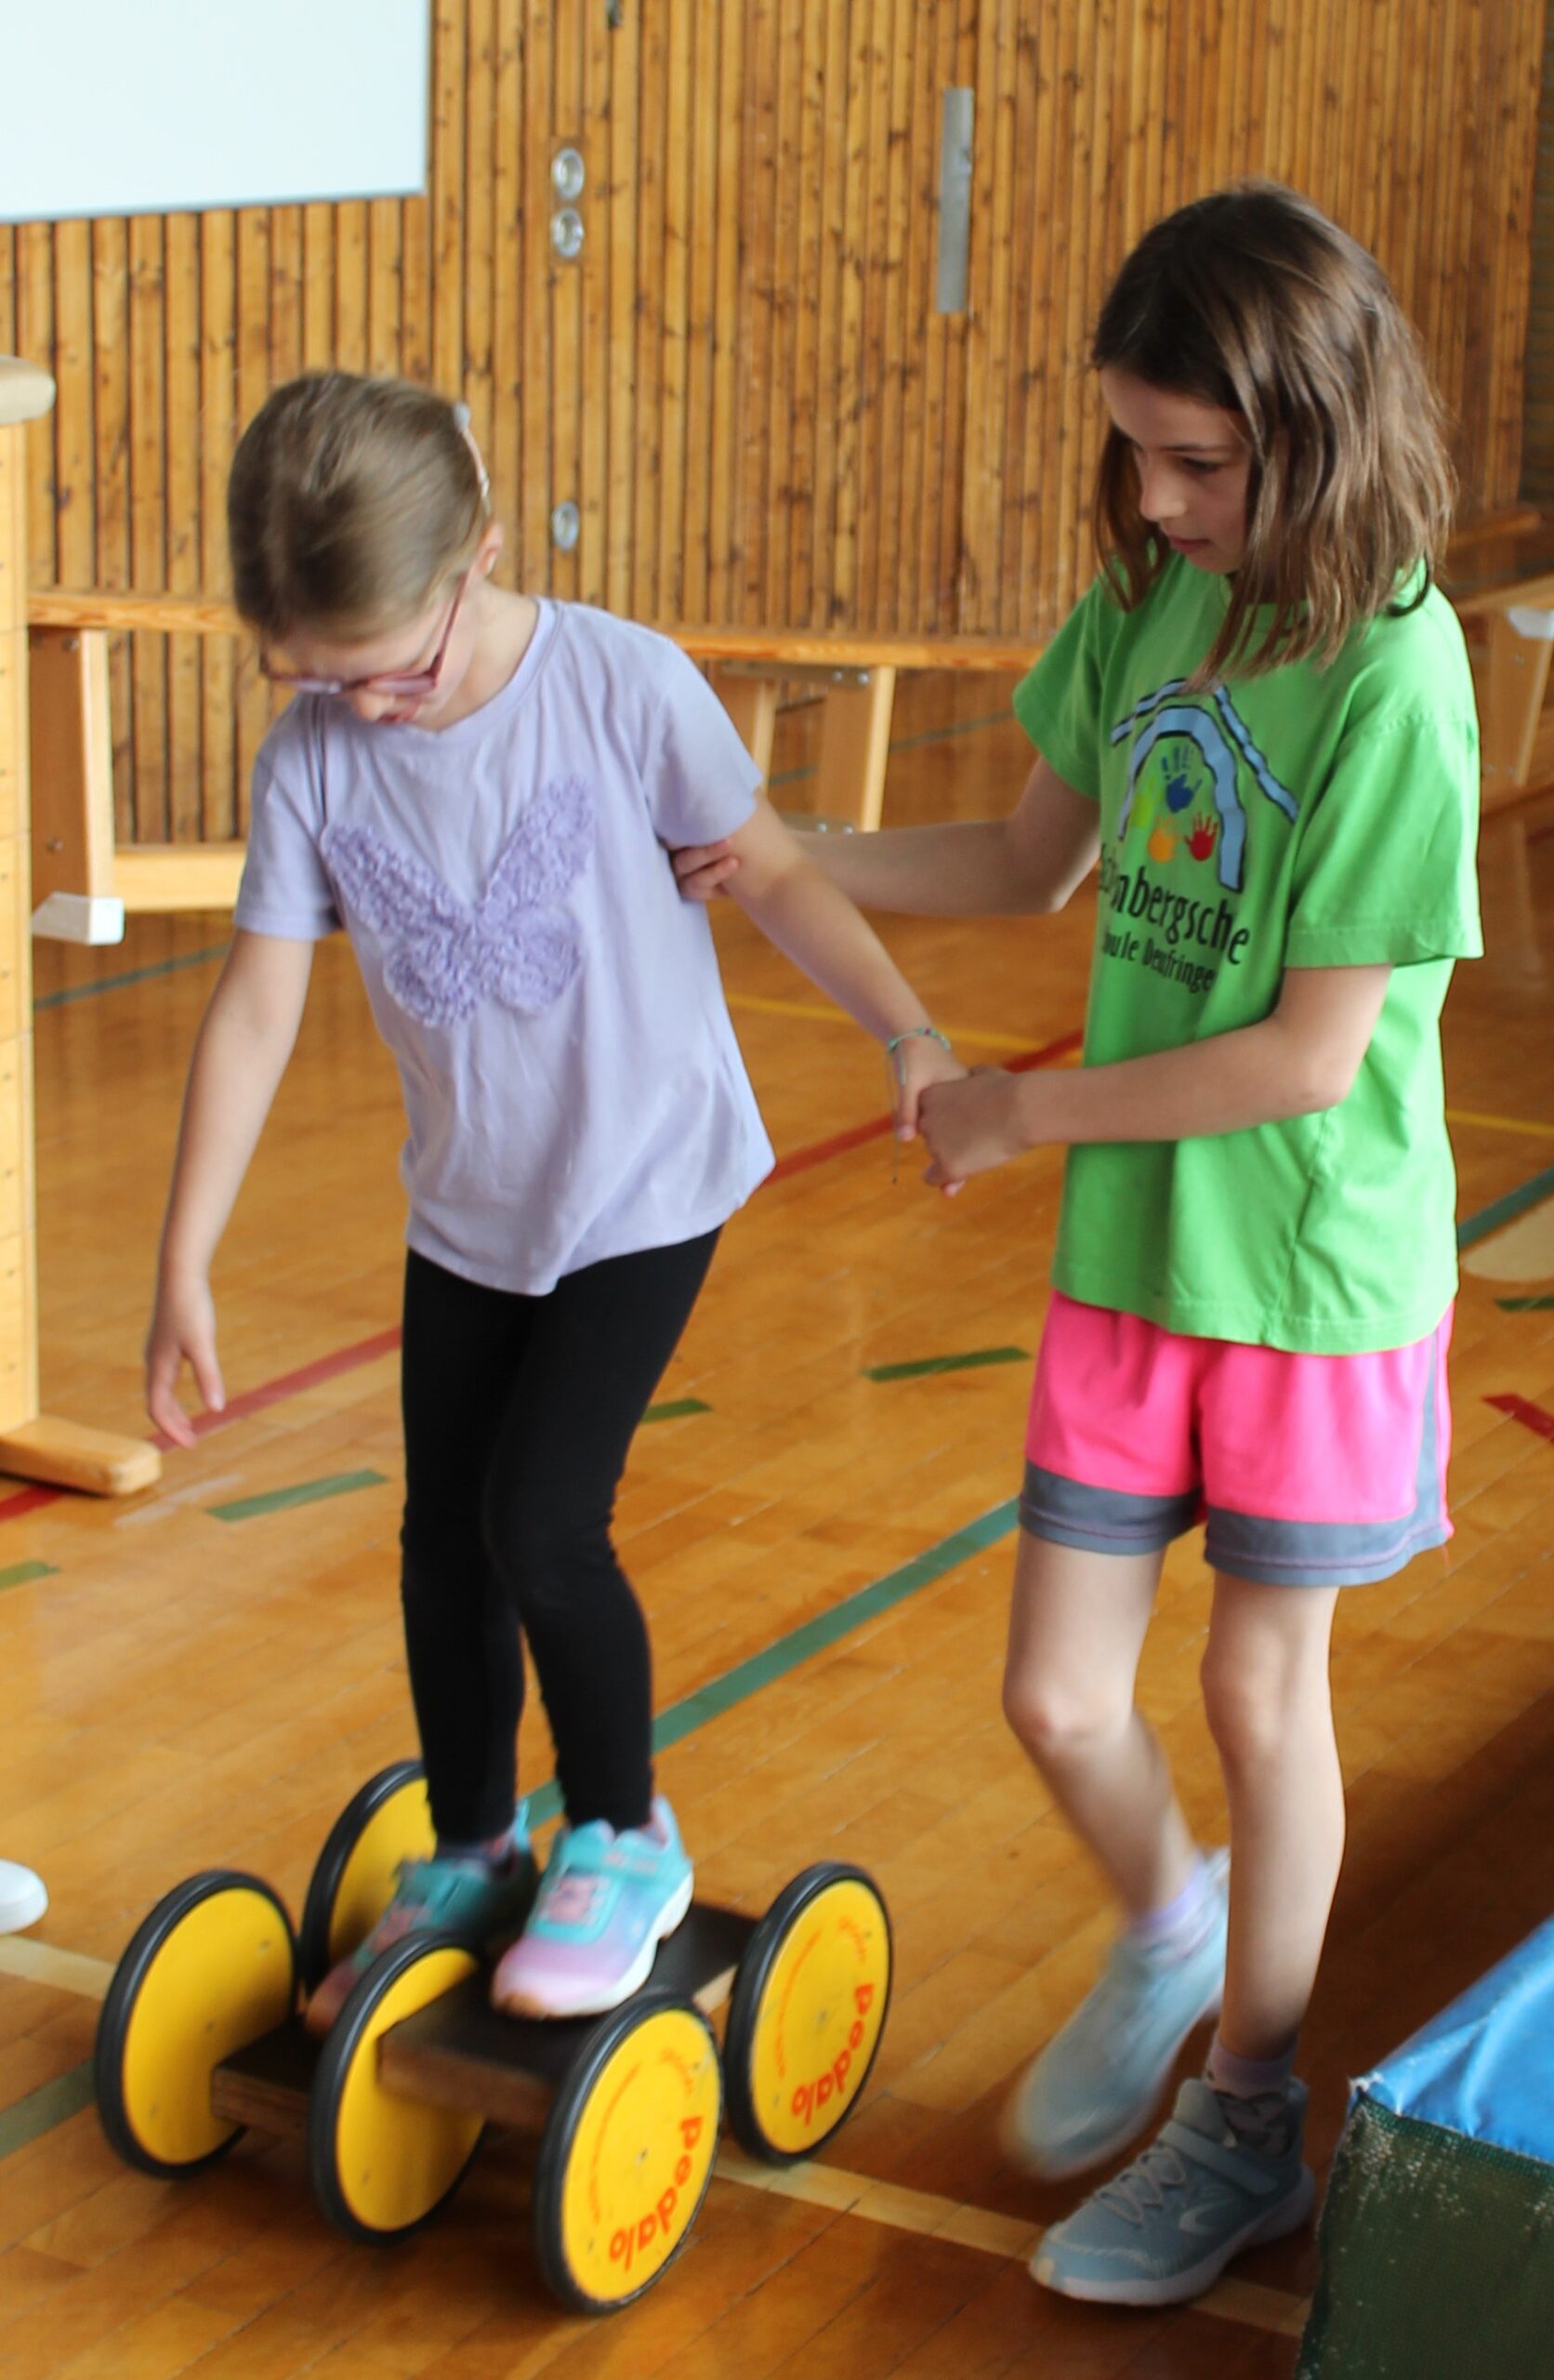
[886,1025,952,1057]
[885,1025,951,1183]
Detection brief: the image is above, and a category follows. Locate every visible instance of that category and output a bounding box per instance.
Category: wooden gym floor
[3,675,1554,2377]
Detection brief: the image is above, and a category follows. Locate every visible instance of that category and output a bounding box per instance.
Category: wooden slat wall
[1521,0,1554,504]
[0,0,1545,846]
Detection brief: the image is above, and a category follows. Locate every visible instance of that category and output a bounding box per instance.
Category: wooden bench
[26,510,1553,930]
[24,589,1038,926]
[1446,522,1554,818]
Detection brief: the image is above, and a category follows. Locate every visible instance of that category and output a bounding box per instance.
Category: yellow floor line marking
[712,2145,1311,2338]
[0,1936,113,1999]
[9,1937,1309,2342]
[1447,1107,1554,1143]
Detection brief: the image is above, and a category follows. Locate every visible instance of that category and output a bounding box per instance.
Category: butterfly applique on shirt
[321,775,595,1028]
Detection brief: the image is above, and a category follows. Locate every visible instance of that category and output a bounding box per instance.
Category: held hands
[145,1271,227,1450]
[916,1066,1037,1189]
[889,1028,967,1159]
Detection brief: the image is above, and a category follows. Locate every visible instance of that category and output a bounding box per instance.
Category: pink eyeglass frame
[260,567,472,698]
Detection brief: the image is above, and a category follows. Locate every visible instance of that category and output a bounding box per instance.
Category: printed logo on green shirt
[1096,678,1298,998]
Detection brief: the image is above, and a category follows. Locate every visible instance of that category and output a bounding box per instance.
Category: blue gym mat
[1299,1914,1554,2379]
[1355,1911,1554,2163]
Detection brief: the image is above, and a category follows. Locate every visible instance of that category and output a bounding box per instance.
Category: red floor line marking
[1486,1392,1554,1443]
[0,1328,404,1525]
[152,1326,404,1448]
[0,1487,64,1524]
[769,1029,1085,1182]
[0,1034,1086,1521]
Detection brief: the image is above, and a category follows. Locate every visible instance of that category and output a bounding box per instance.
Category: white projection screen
[0,0,430,223]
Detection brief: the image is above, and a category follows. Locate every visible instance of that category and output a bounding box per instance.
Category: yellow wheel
[533,1992,721,2312]
[309,1930,484,2241]
[299,1761,434,1990]
[724,1863,891,2163]
[95,1871,297,2177]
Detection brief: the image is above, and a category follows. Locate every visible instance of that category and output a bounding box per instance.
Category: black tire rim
[723,1861,892,2166]
[307,1926,484,2245]
[298,1759,427,1991]
[532,1990,722,2313]
[94,1868,296,2177]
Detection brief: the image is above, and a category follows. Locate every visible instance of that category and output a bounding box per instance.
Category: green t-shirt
[1013,557,1482,1354]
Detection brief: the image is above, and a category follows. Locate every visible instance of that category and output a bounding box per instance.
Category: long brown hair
[228,372,489,640]
[1091,182,1455,681]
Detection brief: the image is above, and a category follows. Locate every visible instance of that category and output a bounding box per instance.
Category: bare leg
[1202,1574,1344,2057]
[1003,1529,1198,1918]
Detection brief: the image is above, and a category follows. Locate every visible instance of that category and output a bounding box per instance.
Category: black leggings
[399,1231,718,1844]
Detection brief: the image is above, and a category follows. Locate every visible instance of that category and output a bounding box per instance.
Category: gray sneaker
[1032,2075,1314,2306]
[1001,1849,1229,2179]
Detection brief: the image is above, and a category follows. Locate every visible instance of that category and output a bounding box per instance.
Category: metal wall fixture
[551,146,586,259]
[549,146,586,549]
[935,88,975,315]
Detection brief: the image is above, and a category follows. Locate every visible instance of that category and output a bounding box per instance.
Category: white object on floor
[0,1858,47,1933]
[31,892,125,945]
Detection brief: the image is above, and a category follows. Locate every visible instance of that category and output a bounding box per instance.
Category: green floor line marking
[1496,1295,1554,1311]
[208,1469,388,1524]
[644,1398,712,1422]
[1457,1164,1554,1251]
[0,2059,94,2162]
[524,1496,1020,1827]
[34,943,229,1012]
[0,1559,58,1592]
[865,1347,1029,1384]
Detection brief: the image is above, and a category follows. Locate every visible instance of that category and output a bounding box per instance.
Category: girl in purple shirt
[146,371,961,2031]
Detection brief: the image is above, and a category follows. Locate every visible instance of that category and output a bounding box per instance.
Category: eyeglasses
[260,569,471,698]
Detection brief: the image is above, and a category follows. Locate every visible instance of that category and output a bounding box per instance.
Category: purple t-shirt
[235,601,774,1291]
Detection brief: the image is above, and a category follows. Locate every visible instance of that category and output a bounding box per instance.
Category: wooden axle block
[209,2016,317,2141]
[376,1903,755,2127]
[209,1900,756,2140]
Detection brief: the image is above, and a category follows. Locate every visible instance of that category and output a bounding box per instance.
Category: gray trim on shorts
[1019,1465,1199,1555]
[1019,1335,1448,1590]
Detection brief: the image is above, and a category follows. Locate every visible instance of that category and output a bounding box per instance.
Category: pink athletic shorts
[1021,1291,1454,1588]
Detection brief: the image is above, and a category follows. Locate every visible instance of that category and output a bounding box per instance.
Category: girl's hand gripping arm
[673,754,1100,919]
[146,930,316,1446]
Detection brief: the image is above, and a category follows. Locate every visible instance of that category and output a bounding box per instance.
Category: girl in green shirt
[677,182,1481,2307]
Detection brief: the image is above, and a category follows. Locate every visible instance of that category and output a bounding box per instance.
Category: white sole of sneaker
[1029,2163,1316,2307]
[492,1871,695,2020]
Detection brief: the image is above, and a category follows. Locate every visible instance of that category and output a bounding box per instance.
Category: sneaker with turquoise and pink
[305,1812,535,2037]
[491,1797,693,2019]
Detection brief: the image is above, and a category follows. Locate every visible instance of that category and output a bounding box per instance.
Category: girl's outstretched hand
[670,839,740,902]
[891,1034,968,1164]
[917,1068,1033,1188]
[146,1272,227,1449]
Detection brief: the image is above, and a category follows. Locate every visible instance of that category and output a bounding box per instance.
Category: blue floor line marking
[523,1495,1020,1827]
[1457,1163,1554,1252]
[0,2060,95,2161]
